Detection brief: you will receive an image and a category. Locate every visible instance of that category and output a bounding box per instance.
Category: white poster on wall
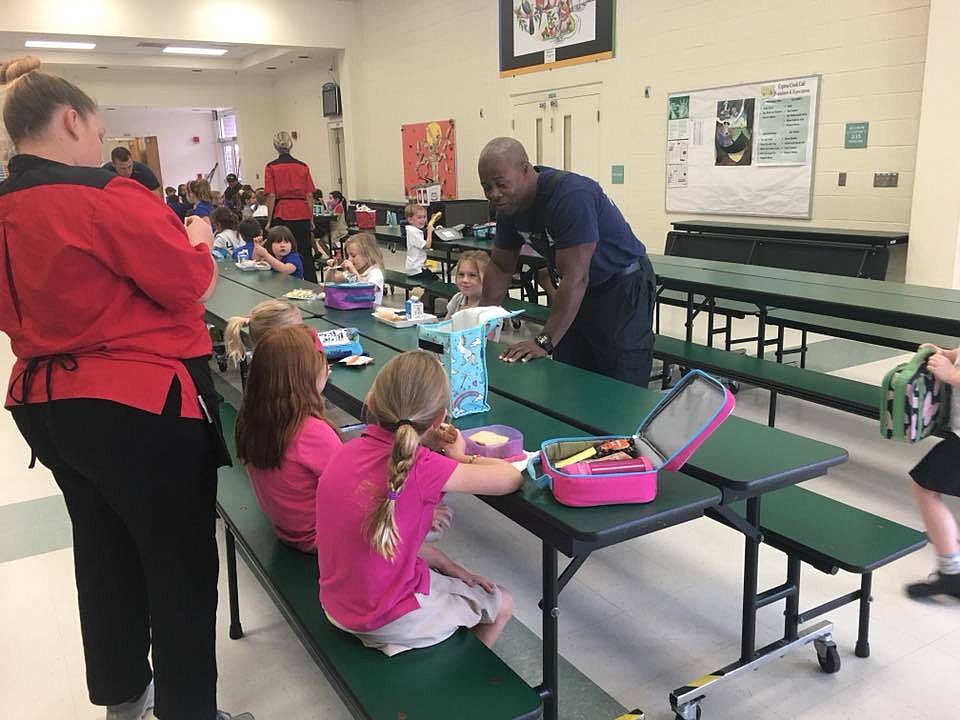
[512,0,598,57]
[665,75,820,218]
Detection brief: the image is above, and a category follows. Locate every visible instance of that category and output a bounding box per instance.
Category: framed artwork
[401,120,457,200]
[499,0,615,77]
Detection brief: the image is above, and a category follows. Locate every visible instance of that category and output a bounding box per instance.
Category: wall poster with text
[401,120,457,200]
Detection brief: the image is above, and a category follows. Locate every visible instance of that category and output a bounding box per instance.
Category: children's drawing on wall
[513,0,598,57]
[401,120,457,201]
[715,98,755,166]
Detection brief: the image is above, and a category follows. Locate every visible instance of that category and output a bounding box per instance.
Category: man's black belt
[588,258,645,292]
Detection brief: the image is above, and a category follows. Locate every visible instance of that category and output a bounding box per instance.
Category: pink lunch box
[539,370,735,507]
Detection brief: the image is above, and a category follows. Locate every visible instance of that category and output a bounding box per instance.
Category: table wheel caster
[674,702,701,720]
[815,637,841,674]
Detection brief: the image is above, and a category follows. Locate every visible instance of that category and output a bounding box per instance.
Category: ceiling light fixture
[265,66,277,70]
[25,40,96,50]
[163,46,228,56]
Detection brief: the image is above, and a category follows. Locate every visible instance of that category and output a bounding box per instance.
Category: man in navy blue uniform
[102,146,161,196]
[479,137,655,386]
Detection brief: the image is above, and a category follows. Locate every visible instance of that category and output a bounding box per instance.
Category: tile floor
[2,291,959,720]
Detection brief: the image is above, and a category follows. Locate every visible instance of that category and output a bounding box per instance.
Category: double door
[511,86,601,179]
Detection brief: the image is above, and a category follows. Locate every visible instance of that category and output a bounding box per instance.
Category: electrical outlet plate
[838,172,847,187]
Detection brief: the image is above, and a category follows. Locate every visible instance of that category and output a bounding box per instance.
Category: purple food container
[462,425,524,459]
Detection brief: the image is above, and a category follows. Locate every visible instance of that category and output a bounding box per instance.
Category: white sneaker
[105,680,154,720]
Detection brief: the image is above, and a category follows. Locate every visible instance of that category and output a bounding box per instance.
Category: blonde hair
[364,351,449,561]
[187,178,212,203]
[224,299,301,364]
[454,250,490,281]
[1,56,97,145]
[343,232,384,272]
[273,130,293,152]
[404,202,426,219]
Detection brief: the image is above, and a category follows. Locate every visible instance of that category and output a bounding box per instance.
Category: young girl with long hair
[236,325,340,552]
[316,351,521,655]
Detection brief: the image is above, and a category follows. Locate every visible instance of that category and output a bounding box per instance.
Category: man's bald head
[478,137,538,216]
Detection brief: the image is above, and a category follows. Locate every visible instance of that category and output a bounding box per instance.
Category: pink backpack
[539,371,735,507]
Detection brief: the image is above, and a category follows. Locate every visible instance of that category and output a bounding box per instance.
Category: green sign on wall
[611,165,624,184]
[844,122,869,149]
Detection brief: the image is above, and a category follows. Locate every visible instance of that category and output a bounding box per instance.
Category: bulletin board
[665,75,821,219]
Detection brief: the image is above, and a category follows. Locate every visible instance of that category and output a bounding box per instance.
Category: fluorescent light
[163,46,228,56]
[25,40,96,50]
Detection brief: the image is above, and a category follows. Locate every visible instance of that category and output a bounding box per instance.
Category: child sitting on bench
[224,298,301,366]
[324,232,386,304]
[905,342,960,600]
[316,351,521,654]
[236,325,340,553]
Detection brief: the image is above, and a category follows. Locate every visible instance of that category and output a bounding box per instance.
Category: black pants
[553,255,656,386]
[274,217,316,283]
[12,395,220,720]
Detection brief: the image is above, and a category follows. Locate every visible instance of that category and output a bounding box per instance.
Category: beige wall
[907,0,960,287]
[344,0,929,252]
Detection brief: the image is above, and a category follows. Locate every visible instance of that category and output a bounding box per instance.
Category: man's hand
[499,340,548,363]
[184,215,214,248]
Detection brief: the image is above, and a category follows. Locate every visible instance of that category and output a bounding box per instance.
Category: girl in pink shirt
[316,351,523,655]
[236,324,341,552]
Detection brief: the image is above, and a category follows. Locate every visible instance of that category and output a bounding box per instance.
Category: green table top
[649,254,960,336]
[306,318,721,556]
[311,312,846,498]
[218,261,324,299]
[206,278,311,326]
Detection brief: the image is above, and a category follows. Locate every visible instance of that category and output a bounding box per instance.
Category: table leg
[226,526,244,640]
[685,292,694,342]
[536,542,559,720]
[740,496,760,662]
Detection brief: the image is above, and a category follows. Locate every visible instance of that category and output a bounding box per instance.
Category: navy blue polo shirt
[494,166,645,287]
[101,160,161,191]
[280,251,304,279]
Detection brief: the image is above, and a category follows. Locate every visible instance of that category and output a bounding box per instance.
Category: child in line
[233,218,263,262]
[254,226,304,279]
[905,342,960,599]
[327,190,345,216]
[211,206,243,260]
[404,203,441,282]
[224,298,302,366]
[316,351,521,655]
[324,233,386,304]
[164,185,187,221]
[236,325,341,552]
[186,178,213,219]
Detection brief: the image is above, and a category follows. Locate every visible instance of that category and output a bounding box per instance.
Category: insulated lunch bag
[880,346,951,443]
[538,370,735,507]
[323,282,377,310]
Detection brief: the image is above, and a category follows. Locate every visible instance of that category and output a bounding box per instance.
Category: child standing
[905,343,960,599]
[186,178,213,219]
[233,219,263,262]
[404,203,441,282]
[324,232,386,304]
[165,185,187,221]
[236,325,341,552]
[316,351,521,654]
[211,206,242,260]
[254,226,305,279]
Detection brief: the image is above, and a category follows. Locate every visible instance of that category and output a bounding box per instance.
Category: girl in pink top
[236,324,341,552]
[316,351,523,655]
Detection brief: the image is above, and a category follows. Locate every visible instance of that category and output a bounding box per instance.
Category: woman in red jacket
[264,131,318,283]
[0,57,251,720]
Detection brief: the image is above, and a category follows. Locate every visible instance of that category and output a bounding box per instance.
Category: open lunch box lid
[540,370,731,472]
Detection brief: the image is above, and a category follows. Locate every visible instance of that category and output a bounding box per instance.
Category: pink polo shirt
[246,417,341,552]
[316,424,457,631]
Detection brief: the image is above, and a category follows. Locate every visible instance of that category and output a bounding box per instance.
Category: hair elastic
[386,490,400,501]
[395,419,415,430]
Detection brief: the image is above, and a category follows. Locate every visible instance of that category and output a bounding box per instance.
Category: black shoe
[905,572,960,599]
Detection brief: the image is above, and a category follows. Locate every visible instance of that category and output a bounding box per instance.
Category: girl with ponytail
[224,298,302,365]
[315,351,522,655]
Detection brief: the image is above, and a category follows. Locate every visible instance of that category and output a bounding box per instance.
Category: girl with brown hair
[236,325,340,552]
[315,351,522,655]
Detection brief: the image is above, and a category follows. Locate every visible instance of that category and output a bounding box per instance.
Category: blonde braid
[367,424,420,561]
